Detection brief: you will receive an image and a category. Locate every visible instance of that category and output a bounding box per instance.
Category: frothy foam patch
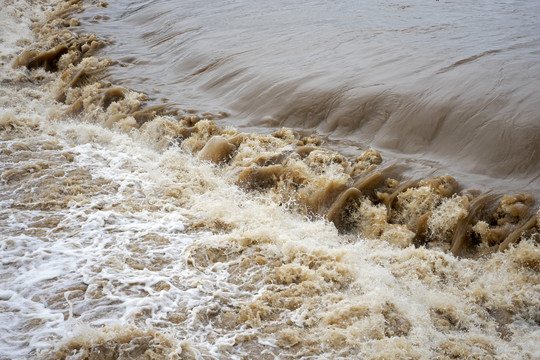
[0,122,196,357]
[0,0,39,67]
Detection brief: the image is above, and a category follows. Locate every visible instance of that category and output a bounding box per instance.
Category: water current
[1,0,539,359]
[76,0,540,192]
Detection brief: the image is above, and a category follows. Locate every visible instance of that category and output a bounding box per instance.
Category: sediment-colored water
[1,1,539,359]
[75,0,540,192]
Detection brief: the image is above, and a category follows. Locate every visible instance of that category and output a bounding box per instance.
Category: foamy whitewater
[0,1,539,359]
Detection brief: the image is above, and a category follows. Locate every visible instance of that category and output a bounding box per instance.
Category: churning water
[1,0,539,359]
[77,0,540,189]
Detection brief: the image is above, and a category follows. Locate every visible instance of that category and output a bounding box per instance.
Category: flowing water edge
[0,1,539,359]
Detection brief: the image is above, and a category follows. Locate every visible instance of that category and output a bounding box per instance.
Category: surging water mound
[2,0,540,359]
[10,0,538,258]
[13,0,539,258]
[70,0,540,184]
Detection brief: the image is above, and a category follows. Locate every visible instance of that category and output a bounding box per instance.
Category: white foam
[1,120,537,359]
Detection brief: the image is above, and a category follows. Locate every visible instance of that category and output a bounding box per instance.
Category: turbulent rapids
[1,1,539,359]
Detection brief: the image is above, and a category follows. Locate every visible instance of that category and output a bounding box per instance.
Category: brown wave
[12,0,538,260]
[229,83,540,185]
[69,0,540,189]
